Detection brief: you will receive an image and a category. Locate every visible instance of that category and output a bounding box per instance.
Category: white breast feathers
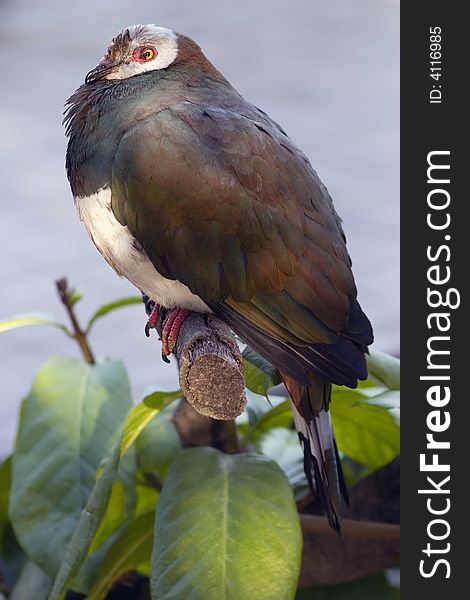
[74,187,210,313]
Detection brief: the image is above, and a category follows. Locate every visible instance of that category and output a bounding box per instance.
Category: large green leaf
[136,403,182,479]
[9,357,132,578]
[243,346,282,397]
[47,440,122,600]
[134,476,160,520]
[236,390,271,437]
[69,447,137,596]
[0,313,70,336]
[88,510,155,600]
[256,428,307,494]
[74,499,154,597]
[245,398,292,440]
[86,441,140,557]
[86,296,142,333]
[367,350,400,390]
[121,390,182,457]
[88,480,127,555]
[151,448,302,600]
[10,561,51,600]
[330,389,400,469]
[361,389,400,411]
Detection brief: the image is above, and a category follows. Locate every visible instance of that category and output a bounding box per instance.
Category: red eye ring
[132,46,157,63]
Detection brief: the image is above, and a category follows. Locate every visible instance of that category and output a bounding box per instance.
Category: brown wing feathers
[111,102,373,530]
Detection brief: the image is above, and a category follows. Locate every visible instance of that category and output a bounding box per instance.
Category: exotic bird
[65,25,373,532]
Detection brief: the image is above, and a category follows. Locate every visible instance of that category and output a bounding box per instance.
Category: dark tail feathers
[282,373,348,533]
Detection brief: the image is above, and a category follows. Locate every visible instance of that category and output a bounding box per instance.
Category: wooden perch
[143,298,246,420]
[175,313,247,419]
[299,515,400,542]
[298,458,400,587]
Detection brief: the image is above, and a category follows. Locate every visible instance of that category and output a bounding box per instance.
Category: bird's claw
[144,303,161,337]
[145,303,191,362]
[160,308,191,362]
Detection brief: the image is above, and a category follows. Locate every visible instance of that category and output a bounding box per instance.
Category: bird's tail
[281,372,348,533]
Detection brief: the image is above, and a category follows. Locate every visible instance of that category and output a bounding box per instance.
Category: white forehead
[125,24,176,45]
[106,24,179,78]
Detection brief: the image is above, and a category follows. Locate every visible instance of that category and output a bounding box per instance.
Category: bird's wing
[111,103,371,384]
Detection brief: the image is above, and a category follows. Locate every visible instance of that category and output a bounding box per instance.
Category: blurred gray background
[0,0,399,456]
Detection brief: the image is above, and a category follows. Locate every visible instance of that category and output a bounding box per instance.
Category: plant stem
[56,278,95,365]
[225,420,239,454]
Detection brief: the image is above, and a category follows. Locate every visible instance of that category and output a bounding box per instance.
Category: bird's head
[85,25,183,84]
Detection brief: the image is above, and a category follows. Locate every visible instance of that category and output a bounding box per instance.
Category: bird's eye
[133,46,157,63]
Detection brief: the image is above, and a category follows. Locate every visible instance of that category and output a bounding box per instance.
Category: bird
[64,24,373,532]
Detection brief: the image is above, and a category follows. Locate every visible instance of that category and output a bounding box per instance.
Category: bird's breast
[74,187,210,312]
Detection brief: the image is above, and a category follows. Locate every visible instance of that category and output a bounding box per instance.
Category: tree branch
[300,515,400,541]
[143,298,246,420]
[176,313,247,419]
[298,458,400,587]
[56,278,95,365]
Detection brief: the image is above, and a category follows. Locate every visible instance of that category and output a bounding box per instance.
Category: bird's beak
[85,62,116,84]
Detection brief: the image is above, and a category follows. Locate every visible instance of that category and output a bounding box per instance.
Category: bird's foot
[160,308,191,362]
[144,303,161,337]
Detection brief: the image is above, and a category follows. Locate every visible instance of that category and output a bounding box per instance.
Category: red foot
[145,303,161,337]
[161,308,191,362]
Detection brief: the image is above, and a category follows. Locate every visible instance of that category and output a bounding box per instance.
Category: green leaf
[121,390,182,458]
[116,447,138,519]
[86,296,142,332]
[88,480,127,554]
[0,313,70,336]
[362,389,400,411]
[330,389,400,469]
[367,350,400,390]
[10,561,51,600]
[295,572,396,599]
[9,358,133,579]
[355,377,378,389]
[136,404,182,478]
[256,428,307,492]
[151,448,302,600]
[70,447,138,595]
[135,477,160,517]
[246,398,292,440]
[236,389,271,436]
[243,346,282,397]
[68,288,83,307]
[47,440,122,600]
[88,510,155,600]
